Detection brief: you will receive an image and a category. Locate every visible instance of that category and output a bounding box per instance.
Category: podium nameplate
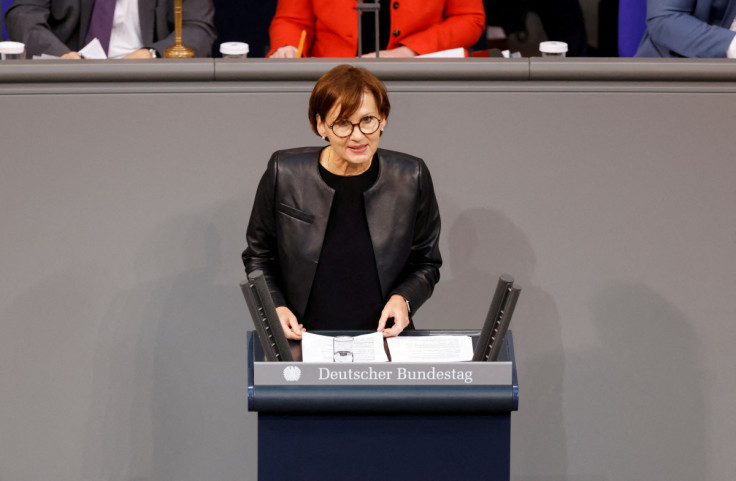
[254,361,512,386]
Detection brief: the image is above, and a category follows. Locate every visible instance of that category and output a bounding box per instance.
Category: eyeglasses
[328,116,381,138]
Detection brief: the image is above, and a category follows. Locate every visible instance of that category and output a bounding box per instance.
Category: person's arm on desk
[378,0,484,56]
[123,49,157,59]
[267,0,315,57]
[643,0,736,58]
[5,0,76,57]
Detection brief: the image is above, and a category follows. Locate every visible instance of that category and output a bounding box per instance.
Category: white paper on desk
[386,335,474,362]
[78,38,107,59]
[301,331,389,363]
[417,47,465,58]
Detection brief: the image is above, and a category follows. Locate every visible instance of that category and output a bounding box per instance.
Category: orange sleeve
[392,0,486,55]
[268,0,317,57]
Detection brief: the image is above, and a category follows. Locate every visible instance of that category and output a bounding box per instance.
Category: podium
[247,329,519,481]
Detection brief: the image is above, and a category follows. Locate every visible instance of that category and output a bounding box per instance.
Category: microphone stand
[356,0,381,57]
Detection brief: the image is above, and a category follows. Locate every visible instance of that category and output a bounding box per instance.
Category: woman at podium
[242,65,442,340]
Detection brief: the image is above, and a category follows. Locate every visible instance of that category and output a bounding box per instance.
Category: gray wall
[1,59,735,481]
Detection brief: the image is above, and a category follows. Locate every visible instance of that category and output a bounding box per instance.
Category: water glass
[333,336,354,363]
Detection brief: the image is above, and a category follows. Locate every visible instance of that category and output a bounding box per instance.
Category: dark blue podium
[247,330,518,481]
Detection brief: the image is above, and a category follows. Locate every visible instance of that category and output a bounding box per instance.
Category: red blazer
[268,0,485,57]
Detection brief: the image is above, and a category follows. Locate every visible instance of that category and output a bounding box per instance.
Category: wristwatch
[148,48,158,58]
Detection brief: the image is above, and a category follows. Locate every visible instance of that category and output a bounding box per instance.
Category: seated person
[636,0,736,57]
[5,0,216,58]
[268,0,485,58]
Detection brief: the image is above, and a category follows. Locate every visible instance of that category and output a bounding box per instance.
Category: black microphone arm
[240,270,294,362]
[473,274,522,362]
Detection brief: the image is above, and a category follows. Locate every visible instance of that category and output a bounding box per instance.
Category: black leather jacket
[242,147,442,320]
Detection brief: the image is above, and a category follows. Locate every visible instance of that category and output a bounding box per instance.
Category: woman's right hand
[276,306,305,340]
[269,46,298,58]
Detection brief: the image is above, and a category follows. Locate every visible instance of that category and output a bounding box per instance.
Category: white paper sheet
[78,38,107,59]
[301,331,389,363]
[36,38,107,60]
[417,47,465,58]
[386,335,474,362]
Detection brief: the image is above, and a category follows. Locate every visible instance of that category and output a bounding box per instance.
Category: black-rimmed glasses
[328,116,381,138]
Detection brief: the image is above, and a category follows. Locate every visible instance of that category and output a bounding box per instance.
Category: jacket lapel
[138,0,155,45]
[364,151,416,299]
[79,0,95,46]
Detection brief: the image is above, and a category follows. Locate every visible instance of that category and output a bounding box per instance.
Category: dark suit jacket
[636,0,736,57]
[5,0,216,57]
[242,147,442,320]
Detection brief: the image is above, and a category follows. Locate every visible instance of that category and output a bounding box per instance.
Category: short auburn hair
[308,64,391,136]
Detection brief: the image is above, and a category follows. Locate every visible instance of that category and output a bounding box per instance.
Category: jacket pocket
[278,203,315,224]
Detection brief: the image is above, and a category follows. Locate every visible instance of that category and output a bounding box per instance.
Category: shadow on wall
[426,204,568,479]
[565,283,706,480]
[79,201,256,481]
[1,271,111,480]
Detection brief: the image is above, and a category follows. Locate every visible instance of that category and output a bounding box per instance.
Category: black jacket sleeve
[388,158,442,313]
[242,153,289,309]
[5,0,75,57]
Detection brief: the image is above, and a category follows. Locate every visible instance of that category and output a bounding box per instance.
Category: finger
[279,314,300,340]
[383,314,409,338]
[281,323,300,340]
[287,317,303,339]
[376,310,390,332]
[281,319,300,340]
[382,323,403,338]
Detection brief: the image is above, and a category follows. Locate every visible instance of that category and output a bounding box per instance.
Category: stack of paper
[300,332,473,363]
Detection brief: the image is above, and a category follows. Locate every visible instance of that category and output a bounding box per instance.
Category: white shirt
[727,15,736,58]
[107,0,144,59]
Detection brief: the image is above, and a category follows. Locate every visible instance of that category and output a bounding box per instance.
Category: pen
[296,30,307,58]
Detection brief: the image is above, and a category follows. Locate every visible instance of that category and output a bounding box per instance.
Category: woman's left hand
[377,295,410,338]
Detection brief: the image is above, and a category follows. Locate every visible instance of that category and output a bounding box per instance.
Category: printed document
[386,335,474,362]
[301,331,389,363]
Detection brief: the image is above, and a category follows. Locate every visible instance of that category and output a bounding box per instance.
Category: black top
[301,157,383,330]
[360,0,390,55]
